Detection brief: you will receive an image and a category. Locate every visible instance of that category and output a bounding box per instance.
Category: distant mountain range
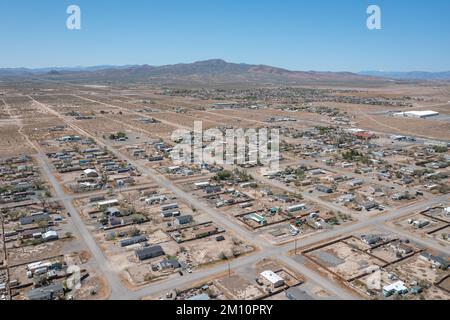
[0,59,448,85]
[359,71,450,80]
[0,65,136,75]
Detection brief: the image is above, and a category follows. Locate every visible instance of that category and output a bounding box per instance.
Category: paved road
[277,255,356,300]
[281,194,450,254]
[35,153,129,298]
[127,251,269,300]
[380,224,450,255]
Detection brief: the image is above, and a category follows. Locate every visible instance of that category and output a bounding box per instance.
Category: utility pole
[294,238,298,256]
[228,261,231,277]
[1,209,11,300]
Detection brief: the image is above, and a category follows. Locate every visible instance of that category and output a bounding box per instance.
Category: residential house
[419,252,449,270]
[389,240,413,255]
[120,235,147,247]
[106,207,122,217]
[19,213,51,226]
[260,270,284,289]
[175,215,193,225]
[27,283,65,300]
[135,245,165,261]
[348,179,364,187]
[42,230,59,242]
[315,185,333,194]
[83,168,99,178]
[160,259,181,270]
[360,201,379,211]
[383,281,408,297]
[361,234,382,246]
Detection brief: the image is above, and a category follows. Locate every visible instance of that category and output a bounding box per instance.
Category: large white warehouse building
[393,110,439,119]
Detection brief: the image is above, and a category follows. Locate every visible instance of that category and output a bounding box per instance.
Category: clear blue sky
[0,0,449,71]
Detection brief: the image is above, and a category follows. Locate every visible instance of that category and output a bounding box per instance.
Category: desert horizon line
[1,59,449,74]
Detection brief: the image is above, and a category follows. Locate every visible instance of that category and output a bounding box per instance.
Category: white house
[287,204,307,213]
[42,230,59,242]
[194,181,210,189]
[260,270,284,288]
[84,168,99,178]
[97,199,119,209]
